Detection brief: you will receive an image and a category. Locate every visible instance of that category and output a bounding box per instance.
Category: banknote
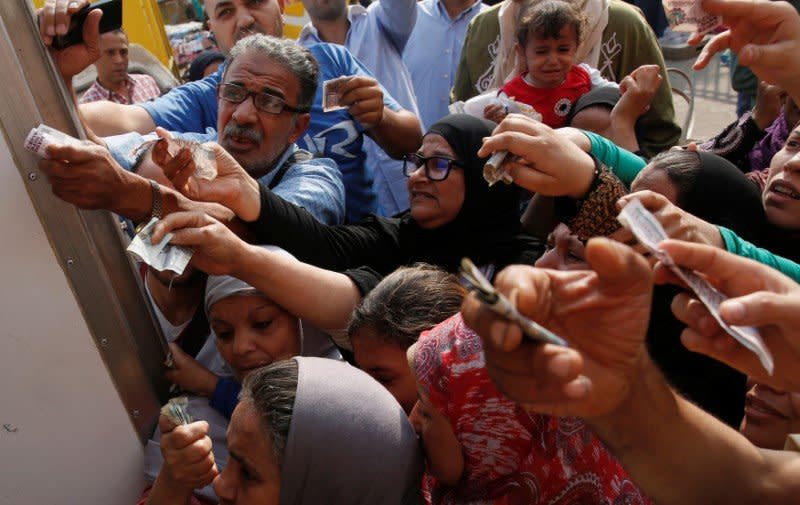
[618,199,774,374]
[322,76,352,112]
[127,218,193,275]
[24,124,85,158]
[160,396,193,430]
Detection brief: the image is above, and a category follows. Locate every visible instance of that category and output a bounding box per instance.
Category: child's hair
[347,264,466,350]
[517,0,586,47]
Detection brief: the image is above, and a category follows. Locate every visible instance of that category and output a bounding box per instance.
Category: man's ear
[288,113,311,144]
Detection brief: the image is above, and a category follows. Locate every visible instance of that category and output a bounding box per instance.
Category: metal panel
[0,0,171,442]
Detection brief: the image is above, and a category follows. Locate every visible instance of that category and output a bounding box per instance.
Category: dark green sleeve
[451,5,501,102]
[581,130,647,186]
[452,19,480,102]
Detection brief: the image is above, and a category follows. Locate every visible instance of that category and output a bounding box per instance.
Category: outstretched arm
[461,238,800,504]
[152,211,362,331]
[338,76,423,159]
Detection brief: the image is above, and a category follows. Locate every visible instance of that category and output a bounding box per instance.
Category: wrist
[118,173,154,223]
[147,471,194,504]
[568,151,602,199]
[201,374,219,398]
[236,175,262,222]
[587,353,672,448]
[229,241,257,279]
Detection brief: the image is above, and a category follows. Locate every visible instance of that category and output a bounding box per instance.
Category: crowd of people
[33,0,800,503]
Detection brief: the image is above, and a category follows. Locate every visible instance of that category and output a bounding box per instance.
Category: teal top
[719,226,800,282]
[581,130,647,187]
[578,132,800,281]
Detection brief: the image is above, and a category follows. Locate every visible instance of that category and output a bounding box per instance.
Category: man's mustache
[235,26,264,42]
[223,123,263,144]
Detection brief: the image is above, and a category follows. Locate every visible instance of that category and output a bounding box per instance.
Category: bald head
[204,0,284,55]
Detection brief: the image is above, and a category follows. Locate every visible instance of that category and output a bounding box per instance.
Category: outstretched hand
[612,190,725,257]
[152,129,262,222]
[692,0,800,104]
[38,1,102,82]
[339,76,384,129]
[477,114,596,198]
[165,343,219,398]
[151,211,250,277]
[461,238,654,419]
[656,239,800,392]
[158,416,218,491]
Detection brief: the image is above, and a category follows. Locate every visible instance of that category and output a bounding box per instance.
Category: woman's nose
[212,467,236,502]
[784,151,800,173]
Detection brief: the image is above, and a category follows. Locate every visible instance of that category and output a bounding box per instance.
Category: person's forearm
[112,173,237,229]
[588,357,796,504]
[604,118,640,154]
[232,244,362,330]
[79,100,156,136]
[144,472,194,505]
[521,195,557,239]
[367,109,422,159]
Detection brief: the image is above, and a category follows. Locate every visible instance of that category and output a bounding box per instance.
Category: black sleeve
[247,184,405,273]
[343,266,384,296]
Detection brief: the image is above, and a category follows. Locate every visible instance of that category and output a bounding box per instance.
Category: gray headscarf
[279,356,423,504]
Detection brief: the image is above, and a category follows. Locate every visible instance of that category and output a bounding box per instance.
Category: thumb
[585,237,653,294]
[156,127,174,141]
[720,291,794,328]
[82,9,103,57]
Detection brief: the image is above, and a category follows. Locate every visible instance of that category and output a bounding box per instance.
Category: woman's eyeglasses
[402,153,463,181]
[217,83,310,115]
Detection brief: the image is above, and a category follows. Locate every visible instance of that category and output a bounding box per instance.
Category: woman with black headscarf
[623,149,800,275]
[153,114,543,342]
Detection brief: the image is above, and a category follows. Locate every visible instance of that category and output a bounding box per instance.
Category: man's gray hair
[224,34,319,111]
[239,359,299,466]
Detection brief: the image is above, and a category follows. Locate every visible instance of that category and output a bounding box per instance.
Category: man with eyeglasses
[38,0,422,222]
[37,34,347,232]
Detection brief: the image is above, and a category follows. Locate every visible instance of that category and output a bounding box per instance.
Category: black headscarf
[680,152,768,245]
[648,152,755,427]
[400,114,542,274]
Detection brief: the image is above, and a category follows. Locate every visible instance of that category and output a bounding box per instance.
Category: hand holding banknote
[477,114,597,198]
[157,413,218,492]
[656,239,800,392]
[152,129,262,222]
[461,238,655,419]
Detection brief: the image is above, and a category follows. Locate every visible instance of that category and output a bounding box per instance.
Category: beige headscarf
[490,0,610,89]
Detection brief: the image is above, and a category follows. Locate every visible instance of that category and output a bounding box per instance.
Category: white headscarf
[144,247,340,502]
[203,246,340,362]
[490,0,610,89]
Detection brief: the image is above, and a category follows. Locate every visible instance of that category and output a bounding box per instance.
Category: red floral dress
[414,314,651,505]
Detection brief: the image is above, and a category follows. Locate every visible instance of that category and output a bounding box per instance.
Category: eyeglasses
[402,153,463,181]
[217,83,309,115]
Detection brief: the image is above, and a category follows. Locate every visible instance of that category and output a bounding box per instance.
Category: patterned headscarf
[410,314,651,505]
